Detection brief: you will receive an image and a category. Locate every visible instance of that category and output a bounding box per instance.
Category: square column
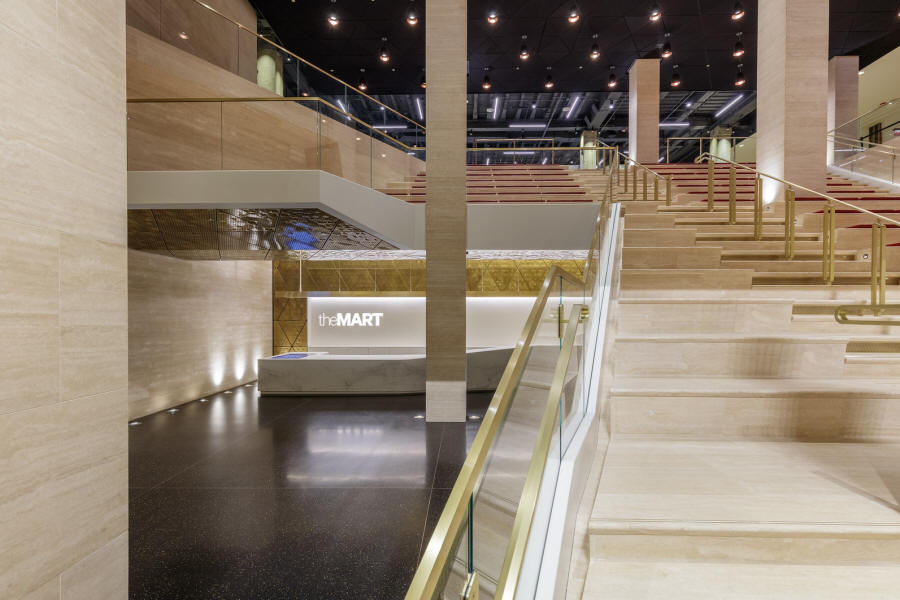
[827,56,860,165]
[757,0,829,200]
[425,0,467,422]
[628,59,660,164]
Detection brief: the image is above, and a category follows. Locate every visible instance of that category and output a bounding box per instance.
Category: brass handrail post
[728,164,737,225]
[665,176,672,207]
[753,175,763,241]
[872,221,887,311]
[653,174,659,203]
[707,157,715,211]
[632,163,638,202]
[642,169,648,201]
[784,187,795,260]
[823,203,836,284]
[623,160,629,193]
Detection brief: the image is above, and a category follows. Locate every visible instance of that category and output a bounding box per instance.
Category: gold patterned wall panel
[271,258,586,354]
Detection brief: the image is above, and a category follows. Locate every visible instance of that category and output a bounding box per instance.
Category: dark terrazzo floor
[129,384,489,599]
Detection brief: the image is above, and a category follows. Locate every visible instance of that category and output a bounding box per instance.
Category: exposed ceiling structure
[128,209,397,260]
[254,0,899,96]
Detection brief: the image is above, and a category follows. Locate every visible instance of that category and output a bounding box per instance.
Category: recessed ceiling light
[858,70,865,75]
[200,398,208,402]
[413,414,425,419]
[468,415,481,420]
[649,3,662,22]
[166,408,179,414]
[732,1,745,20]
[129,420,142,426]
[178,31,189,40]
[685,101,693,107]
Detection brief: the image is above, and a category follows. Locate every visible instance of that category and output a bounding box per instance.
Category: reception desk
[257,347,513,396]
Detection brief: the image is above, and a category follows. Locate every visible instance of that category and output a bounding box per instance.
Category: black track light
[482,75,492,90]
[670,65,681,87]
[544,74,555,89]
[733,33,745,57]
[735,64,746,87]
[608,66,617,88]
[732,2,745,20]
[661,33,672,58]
[649,3,662,22]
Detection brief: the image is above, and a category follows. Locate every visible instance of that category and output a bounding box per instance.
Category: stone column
[580,129,599,169]
[257,48,283,96]
[757,0,829,201]
[628,59,660,164]
[827,56,860,165]
[425,0,467,422]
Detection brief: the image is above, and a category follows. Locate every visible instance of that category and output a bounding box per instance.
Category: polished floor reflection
[129,385,490,599]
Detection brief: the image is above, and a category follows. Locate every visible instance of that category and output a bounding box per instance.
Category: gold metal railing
[666,136,751,163]
[694,152,900,317]
[405,205,611,600]
[613,151,672,205]
[177,0,425,130]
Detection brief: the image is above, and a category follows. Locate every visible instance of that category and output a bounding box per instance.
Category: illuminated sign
[317,312,384,327]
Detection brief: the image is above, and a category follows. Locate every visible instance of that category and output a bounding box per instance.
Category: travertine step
[623,229,697,247]
[726,259,870,273]
[622,247,721,269]
[621,268,753,290]
[588,438,900,564]
[611,377,900,440]
[614,334,847,378]
[752,272,900,286]
[583,560,900,599]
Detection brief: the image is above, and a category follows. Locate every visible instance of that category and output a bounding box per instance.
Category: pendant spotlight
[661,32,673,58]
[649,3,662,22]
[733,32,745,57]
[590,44,601,60]
[327,0,339,26]
[378,38,390,63]
[567,5,581,23]
[519,35,530,60]
[358,68,367,91]
[608,65,617,88]
[420,75,426,89]
[735,64,746,87]
[487,9,499,25]
[670,64,681,87]
[406,3,418,25]
[544,74,555,89]
[482,75,492,90]
[732,2,745,20]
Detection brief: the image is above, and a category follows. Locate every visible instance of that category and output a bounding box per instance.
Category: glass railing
[828,134,898,186]
[832,97,900,146]
[665,136,752,163]
[128,0,425,139]
[126,96,424,189]
[406,200,618,599]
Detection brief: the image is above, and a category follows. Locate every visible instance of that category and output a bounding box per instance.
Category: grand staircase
[575,162,900,598]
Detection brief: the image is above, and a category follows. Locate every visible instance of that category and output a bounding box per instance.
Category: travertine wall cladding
[0,0,128,597]
[128,250,272,419]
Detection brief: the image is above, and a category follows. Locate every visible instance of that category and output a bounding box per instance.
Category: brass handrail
[405,209,608,599]
[178,0,425,130]
[693,152,900,227]
[831,96,900,134]
[665,135,751,163]
[494,303,585,599]
[835,304,900,326]
[615,150,671,204]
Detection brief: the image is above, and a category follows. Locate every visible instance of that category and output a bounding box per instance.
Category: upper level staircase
[377,164,601,203]
[573,162,900,599]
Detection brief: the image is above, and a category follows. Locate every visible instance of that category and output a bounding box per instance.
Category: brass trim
[835,304,900,326]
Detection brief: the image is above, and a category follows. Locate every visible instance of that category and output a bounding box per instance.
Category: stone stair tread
[589,438,900,536]
[583,560,900,599]
[616,333,845,343]
[611,377,900,397]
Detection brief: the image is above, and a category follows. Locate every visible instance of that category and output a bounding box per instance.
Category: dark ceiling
[253,0,900,95]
